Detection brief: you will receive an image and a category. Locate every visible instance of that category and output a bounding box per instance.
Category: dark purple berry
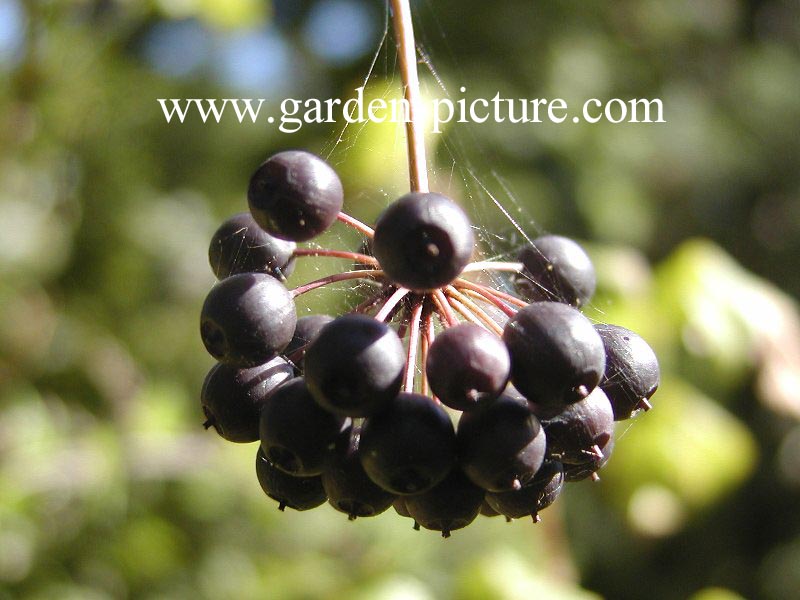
[255,447,326,511]
[247,150,343,242]
[200,272,297,367]
[259,378,349,476]
[304,314,405,417]
[426,323,510,411]
[595,324,660,420]
[542,387,615,466]
[486,460,564,521]
[201,357,294,443]
[457,392,547,492]
[322,424,396,520]
[372,192,474,292]
[479,500,502,518]
[393,497,412,519]
[562,435,614,482]
[208,212,296,280]
[282,314,334,372]
[513,235,596,307]
[405,470,485,538]
[360,392,457,495]
[503,301,605,407]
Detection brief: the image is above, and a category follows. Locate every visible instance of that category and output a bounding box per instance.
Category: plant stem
[432,288,458,327]
[290,270,384,297]
[293,248,378,266]
[336,211,375,237]
[461,261,525,274]
[403,300,425,392]
[390,0,429,193]
[446,286,504,336]
[374,287,410,322]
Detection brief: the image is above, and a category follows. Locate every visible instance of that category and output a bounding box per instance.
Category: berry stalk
[390,0,429,193]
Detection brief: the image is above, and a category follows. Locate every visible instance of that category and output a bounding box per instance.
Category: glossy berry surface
[426,323,510,411]
[282,314,334,371]
[513,235,596,307]
[405,470,485,537]
[563,435,614,482]
[457,392,547,492]
[208,212,296,280]
[201,357,294,443]
[360,392,457,495]
[304,314,405,417]
[255,448,327,511]
[543,387,615,465]
[595,324,660,420]
[372,192,474,291]
[503,301,605,407]
[259,378,349,476]
[322,424,396,520]
[200,272,297,367]
[248,150,343,242]
[486,459,564,521]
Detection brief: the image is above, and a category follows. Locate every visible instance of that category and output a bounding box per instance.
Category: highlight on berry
[198,149,660,537]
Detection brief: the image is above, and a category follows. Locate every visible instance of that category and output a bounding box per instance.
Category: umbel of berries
[197,147,661,537]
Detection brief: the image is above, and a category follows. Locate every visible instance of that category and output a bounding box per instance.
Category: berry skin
[594,324,660,420]
[255,448,327,511]
[247,150,343,242]
[457,391,547,492]
[542,387,615,466]
[372,192,474,291]
[200,272,297,367]
[513,235,596,307]
[503,301,606,407]
[426,323,510,411]
[360,392,457,495]
[304,314,405,417]
[393,497,412,519]
[208,212,296,280]
[201,357,294,443]
[563,435,614,482]
[405,470,485,538]
[322,424,396,520]
[486,460,564,521]
[282,314,334,372]
[259,378,350,476]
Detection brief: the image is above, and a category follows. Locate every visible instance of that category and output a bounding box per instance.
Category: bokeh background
[1,1,799,598]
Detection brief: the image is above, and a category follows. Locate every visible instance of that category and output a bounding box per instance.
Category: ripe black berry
[200,272,297,367]
[248,150,344,242]
[282,314,334,372]
[405,470,485,538]
[201,357,294,443]
[360,392,457,495]
[208,212,296,280]
[255,448,327,511]
[513,235,596,307]
[485,460,564,521]
[542,387,615,466]
[595,324,660,420]
[563,436,614,482]
[372,192,474,291]
[304,314,405,417]
[503,301,605,407]
[457,392,547,492]
[259,378,349,476]
[426,323,510,411]
[322,424,396,520]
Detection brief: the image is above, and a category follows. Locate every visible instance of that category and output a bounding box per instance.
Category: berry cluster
[199,150,660,537]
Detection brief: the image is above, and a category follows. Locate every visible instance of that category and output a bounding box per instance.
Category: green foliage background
[1,1,799,599]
